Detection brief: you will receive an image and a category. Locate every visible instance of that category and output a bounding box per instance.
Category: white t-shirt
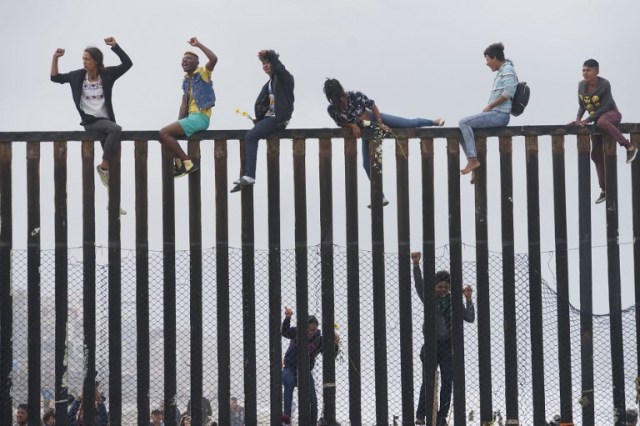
[265,80,275,117]
[80,75,109,119]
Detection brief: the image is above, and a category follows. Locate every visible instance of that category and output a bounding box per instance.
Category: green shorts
[178,112,210,137]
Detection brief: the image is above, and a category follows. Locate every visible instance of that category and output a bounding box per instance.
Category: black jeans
[416,340,453,423]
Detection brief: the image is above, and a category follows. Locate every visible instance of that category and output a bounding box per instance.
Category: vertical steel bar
[108,142,122,425]
[161,145,178,425]
[54,141,69,425]
[369,133,388,424]
[499,136,519,423]
[344,136,361,425]
[576,132,594,424]
[474,136,493,422]
[603,135,626,425]
[263,136,283,422]
[267,137,282,426]
[134,140,150,426]
[188,140,203,425]
[551,135,573,422]
[214,139,231,426]
[26,141,41,424]
[631,133,640,423]
[420,137,438,425]
[0,141,12,425]
[241,146,257,426]
[525,135,546,424]
[319,137,337,423]
[395,137,414,424]
[293,137,311,425]
[81,140,97,426]
[446,137,466,426]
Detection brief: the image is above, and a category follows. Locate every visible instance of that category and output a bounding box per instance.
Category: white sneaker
[230,176,255,193]
[96,165,109,188]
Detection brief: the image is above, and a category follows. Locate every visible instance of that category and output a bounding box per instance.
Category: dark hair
[43,408,55,421]
[434,270,450,285]
[323,78,346,110]
[627,409,638,422]
[583,58,599,69]
[151,408,162,415]
[84,47,105,70]
[308,315,319,326]
[230,396,237,402]
[483,42,505,61]
[17,403,28,411]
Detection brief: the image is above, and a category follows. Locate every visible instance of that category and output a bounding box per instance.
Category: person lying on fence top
[159,37,218,178]
[411,252,475,426]
[230,396,245,426]
[50,36,133,189]
[323,78,444,204]
[281,307,340,425]
[569,59,638,205]
[458,42,517,183]
[231,49,295,192]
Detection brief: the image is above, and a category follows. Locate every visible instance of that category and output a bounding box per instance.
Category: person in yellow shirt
[160,37,218,177]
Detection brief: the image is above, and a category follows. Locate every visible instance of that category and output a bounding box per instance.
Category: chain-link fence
[6,245,638,425]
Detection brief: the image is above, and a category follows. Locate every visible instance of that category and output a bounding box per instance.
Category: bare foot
[434,117,445,127]
[461,158,481,175]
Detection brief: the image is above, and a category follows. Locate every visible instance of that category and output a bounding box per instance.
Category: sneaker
[367,197,389,209]
[174,159,198,178]
[230,176,255,193]
[627,146,638,164]
[595,191,606,204]
[96,165,109,188]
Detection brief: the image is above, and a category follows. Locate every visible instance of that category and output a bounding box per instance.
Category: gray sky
[1,0,639,313]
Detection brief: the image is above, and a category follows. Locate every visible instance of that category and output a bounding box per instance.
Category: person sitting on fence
[14,403,28,426]
[323,78,444,206]
[159,37,218,178]
[50,36,133,190]
[458,42,518,184]
[411,252,475,426]
[569,58,638,205]
[281,306,340,425]
[231,49,295,193]
[230,396,245,426]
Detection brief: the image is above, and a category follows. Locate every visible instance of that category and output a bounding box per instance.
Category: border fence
[0,125,639,425]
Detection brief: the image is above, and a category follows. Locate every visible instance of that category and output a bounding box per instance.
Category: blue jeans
[362,112,435,178]
[282,366,318,423]
[458,111,510,159]
[243,116,282,179]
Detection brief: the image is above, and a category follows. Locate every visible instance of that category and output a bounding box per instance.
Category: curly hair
[483,42,505,61]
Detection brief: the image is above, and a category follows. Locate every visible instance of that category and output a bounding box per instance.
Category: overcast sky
[1,0,639,313]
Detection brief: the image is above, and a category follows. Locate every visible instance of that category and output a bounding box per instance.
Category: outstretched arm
[50,48,66,80]
[281,307,296,339]
[411,252,425,303]
[104,36,133,79]
[189,37,218,71]
[259,49,293,86]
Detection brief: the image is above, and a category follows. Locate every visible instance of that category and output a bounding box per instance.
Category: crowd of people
[51,37,638,204]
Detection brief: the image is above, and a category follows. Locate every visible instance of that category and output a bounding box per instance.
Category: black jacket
[51,44,132,125]
[254,50,294,127]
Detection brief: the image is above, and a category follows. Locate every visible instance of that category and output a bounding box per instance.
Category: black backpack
[511,81,530,116]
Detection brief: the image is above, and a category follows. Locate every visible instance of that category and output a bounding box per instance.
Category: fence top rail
[1,123,640,143]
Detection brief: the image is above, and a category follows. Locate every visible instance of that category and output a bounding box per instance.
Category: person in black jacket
[231,49,294,192]
[412,252,474,426]
[280,307,339,425]
[50,37,132,189]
